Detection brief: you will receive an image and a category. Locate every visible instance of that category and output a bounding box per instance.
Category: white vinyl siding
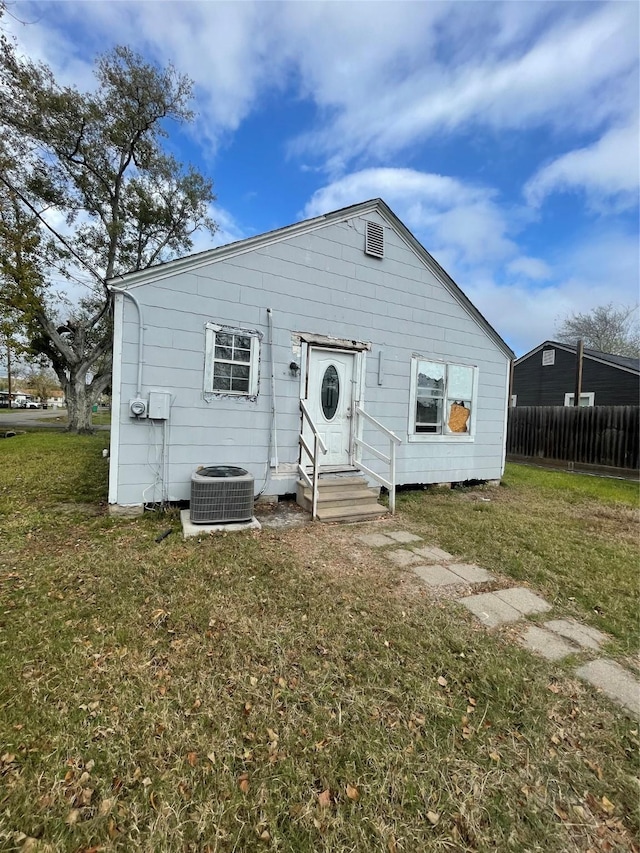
[111,211,510,506]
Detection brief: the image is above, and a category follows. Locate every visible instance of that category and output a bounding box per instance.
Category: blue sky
[5,0,639,355]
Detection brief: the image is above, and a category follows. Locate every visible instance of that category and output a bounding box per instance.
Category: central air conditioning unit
[190,466,254,524]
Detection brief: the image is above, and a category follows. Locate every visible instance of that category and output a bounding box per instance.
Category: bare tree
[556,304,640,358]
[23,362,59,404]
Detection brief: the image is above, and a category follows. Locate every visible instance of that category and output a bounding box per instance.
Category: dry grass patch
[0,436,638,852]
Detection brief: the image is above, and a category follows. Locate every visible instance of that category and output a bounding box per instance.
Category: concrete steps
[296,474,388,523]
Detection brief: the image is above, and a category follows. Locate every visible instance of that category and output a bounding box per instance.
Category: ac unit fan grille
[190,467,254,524]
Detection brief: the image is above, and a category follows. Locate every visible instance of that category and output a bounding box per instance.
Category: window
[409,357,477,440]
[320,365,340,420]
[204,323,260,396]
[564,392,595,407]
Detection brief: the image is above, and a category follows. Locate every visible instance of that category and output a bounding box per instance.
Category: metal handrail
[299,400,327,519]
[353,405,401,514]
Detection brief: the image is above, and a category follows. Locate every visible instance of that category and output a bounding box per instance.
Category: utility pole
[573,339,584,406]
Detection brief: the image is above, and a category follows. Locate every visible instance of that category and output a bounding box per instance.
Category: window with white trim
[564,392,595,407]
[204,323,260,396]
[409,357,477,439]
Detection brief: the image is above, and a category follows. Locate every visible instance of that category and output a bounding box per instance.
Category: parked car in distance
[22,401,42,409]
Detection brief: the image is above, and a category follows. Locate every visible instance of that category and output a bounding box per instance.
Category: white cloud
[4,1,637,358]
[524,121,640,210]
[302,172,639,356]
[303,167,518,268]
[10,2,638,167]
[466,229,640,355]
[291,2,639,163]
[198,204,249,252]
[3,8,96,90]
[506,257,551,281]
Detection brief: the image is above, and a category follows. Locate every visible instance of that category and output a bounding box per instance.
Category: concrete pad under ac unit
[180,509,261,538]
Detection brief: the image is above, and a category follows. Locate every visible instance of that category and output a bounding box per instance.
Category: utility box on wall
[148,391,171,420]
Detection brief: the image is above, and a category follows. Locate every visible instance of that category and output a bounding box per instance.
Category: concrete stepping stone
[447,563,493,583]
[575,659,640,718]
[458,591,522,628]
[413,564,465,587]
[355,532,396,547]
[544,618,607,651]
[386,531,423,543]
[386,548,423,568]
[493,587,552,616]
[520,625,580,661]
[412,546,454,563]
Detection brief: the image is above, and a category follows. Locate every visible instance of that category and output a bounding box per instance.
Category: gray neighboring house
[108,198,513,510]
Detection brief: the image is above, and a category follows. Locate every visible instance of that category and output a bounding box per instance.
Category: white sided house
[108,199,513,521]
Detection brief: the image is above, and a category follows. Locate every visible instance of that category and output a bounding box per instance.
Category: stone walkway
[354,529,640,719]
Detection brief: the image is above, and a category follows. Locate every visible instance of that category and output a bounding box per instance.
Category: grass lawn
[397,466,640,656]
[0,434,638,852]
[34,410,111,427]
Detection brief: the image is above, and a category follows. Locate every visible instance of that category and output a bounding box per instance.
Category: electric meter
[129,398,148,418]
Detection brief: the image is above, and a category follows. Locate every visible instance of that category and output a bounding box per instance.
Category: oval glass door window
[321,365,340,420]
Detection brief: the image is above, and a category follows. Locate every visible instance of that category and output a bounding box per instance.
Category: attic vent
[542,349,555,366]
[365,221,384,258]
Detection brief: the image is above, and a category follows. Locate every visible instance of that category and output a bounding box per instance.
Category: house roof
[515,340,640,375]
[108,197,514,359]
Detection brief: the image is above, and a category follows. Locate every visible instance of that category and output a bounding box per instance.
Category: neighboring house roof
[515,340,640,375]
[11,388,64,399]
[107,197,514,360]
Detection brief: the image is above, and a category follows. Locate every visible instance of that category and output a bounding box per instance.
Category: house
[18,387,65,409]
[108,198,513,518]
[512,341,640,407]
[44,389,65,409]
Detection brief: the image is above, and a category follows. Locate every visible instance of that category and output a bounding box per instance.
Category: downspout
[256,308,278,498]
[267,307,278,473]
[109,286,144,397]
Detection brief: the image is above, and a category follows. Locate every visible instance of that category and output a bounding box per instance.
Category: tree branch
[0,173,107,291]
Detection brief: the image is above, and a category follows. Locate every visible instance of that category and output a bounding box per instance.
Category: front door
[304,348,356,467]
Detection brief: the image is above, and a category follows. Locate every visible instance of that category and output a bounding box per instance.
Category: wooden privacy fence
[507,406,639,471]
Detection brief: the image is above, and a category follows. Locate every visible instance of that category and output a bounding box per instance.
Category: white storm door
[304,349,356,467]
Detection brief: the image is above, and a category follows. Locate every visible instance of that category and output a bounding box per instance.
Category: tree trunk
[65,372,95,434]
[7,345,12,408]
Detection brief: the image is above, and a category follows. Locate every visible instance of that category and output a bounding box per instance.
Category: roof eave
[514,340,640,375]
[107,198,384,290]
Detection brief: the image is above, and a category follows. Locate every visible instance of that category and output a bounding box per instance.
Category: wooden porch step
[301,488,381,511]
[315,503,388,523]
[316,476,366,488]
[296,474,388,522]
